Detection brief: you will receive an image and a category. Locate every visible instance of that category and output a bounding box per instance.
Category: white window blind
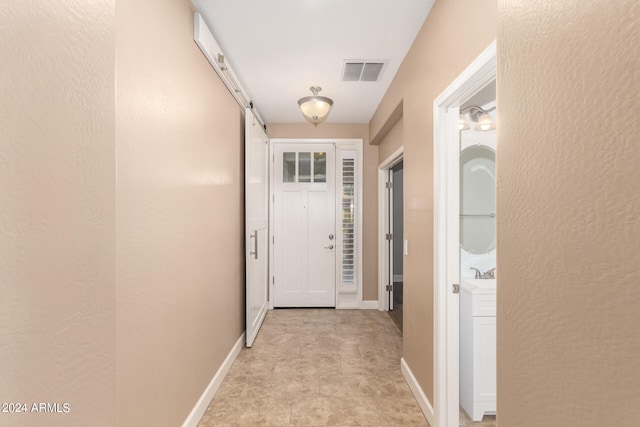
[341,157,356,288]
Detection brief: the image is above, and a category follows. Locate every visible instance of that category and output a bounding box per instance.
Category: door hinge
[385,233,393,240]
[385,181,393,189]
[386,284,393,292]
[452,283,460,294]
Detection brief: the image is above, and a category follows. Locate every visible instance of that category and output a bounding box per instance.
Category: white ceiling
[191,0,435,124]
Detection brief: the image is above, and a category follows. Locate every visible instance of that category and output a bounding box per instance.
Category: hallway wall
[378,117,403,165]
[116,1,244,426]
[370,0,497,404]
[497,1,640,425]
[0,2,116,426]
[267,123,379,300]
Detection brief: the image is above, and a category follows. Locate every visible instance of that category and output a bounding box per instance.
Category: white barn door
[245,109,269,347]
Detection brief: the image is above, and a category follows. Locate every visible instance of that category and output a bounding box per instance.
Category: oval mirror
[460,145,496,254]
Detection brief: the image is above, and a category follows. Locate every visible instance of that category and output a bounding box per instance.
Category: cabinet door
[474,316,497,402]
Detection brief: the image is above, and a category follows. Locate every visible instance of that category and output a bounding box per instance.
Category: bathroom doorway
[458,83,497,425]
[433,41,496,427]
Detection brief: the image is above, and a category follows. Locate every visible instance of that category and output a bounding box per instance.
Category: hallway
[197,309,427,426]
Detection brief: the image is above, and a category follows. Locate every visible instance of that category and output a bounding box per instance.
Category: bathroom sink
[461,278,496,293]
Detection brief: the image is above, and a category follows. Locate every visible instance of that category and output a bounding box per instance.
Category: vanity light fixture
[475,112,496,131]
[459,115,470,130]
[459,105,496,132]
[298,86,334,126]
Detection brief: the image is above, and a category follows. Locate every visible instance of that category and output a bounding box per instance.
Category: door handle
[325,244,334,250]
[250,231,258,259]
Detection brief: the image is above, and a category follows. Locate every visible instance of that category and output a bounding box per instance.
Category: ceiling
[191,0,435,124]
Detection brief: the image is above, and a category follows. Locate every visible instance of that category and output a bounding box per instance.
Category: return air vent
[341,60,386,82]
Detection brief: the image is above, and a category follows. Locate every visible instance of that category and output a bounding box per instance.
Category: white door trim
[268,138,363,310]
[377,146,404,311]
[433,40,496,427]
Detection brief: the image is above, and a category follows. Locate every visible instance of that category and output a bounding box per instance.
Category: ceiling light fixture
[459,106,496,132]
[298,86,334,126]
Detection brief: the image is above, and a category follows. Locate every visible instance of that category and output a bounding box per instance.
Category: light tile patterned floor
[197,309,496,427]
[198,309,427,427]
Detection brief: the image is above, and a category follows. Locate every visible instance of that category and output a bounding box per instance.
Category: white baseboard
[393,274,404,282]
[359,300,379,309]
[401,357,435,427]
[182,332,245,427]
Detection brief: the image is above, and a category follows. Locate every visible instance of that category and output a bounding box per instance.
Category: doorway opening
[388,161,404,331]
[458,83,497,425]
[433,41,496,427]
[377,146,404,325]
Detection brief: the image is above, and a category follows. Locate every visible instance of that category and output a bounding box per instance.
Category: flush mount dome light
[298,86,333,126]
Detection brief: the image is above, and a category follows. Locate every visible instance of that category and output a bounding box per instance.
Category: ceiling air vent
[341,60,386,82]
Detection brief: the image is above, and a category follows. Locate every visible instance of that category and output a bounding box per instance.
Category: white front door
[272,143,336,307]
[245,109,269,347]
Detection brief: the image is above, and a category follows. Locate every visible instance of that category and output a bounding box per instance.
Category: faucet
[481,268,496,279]
[470,267,482,279]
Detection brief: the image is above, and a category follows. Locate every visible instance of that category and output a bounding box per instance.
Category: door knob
[325,244,334,250]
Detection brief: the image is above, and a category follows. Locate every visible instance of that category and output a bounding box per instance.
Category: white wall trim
[378,146,404,311]
[359,300,379,310]
[433,39,496,427]
[182,333,245,427]
[401,357,435,427]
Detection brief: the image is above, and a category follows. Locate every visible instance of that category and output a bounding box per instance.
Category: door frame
[433,40,496,427]
[268,138,364,310]
[377,146,404,311]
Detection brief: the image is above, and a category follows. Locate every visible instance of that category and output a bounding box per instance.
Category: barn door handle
[250,231,258,259]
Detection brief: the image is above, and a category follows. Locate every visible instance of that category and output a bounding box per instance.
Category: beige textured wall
[378,117,403,164]
[267,123,378,300]
[0,1,116,426]
[497,1,640,425]
[116,1,244,426]
[370,0,496,403]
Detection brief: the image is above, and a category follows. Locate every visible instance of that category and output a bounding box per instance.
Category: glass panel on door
[298,152,311,182]
[283,152,296,182]
[314,152,327,183]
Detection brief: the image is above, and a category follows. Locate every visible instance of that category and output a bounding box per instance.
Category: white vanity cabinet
[460,279,496,421]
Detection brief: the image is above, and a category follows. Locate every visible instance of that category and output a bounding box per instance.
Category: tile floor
[197,309,496,427]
